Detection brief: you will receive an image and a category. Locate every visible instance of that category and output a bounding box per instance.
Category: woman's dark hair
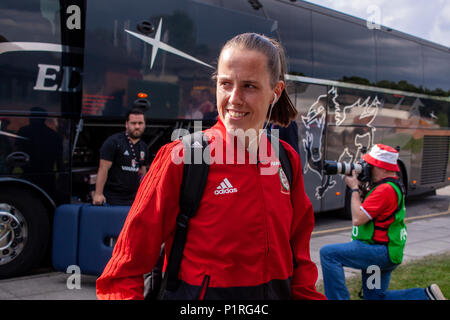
[216,33,298,127]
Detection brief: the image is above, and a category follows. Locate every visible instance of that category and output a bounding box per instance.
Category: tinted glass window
[193,0,221,6]
[0,115,71,202]
[326,86,426,129]
[375,31,423,89]
[83,0,276,119]
[191,1,276,57]
[0,0,61,43]
[326,87,385,129]
[219,0,266,18]
[312,12,376,84]
[418,98,450,129]
[326,86,449,130]
[265,1,313,77]
[0,0,82,115]
[423,46,450,93]
[373,94,421,129]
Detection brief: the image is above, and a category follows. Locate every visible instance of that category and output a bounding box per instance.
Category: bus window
[311,11,376,84]
[375,30,424,90]
[418,98,450,129]
[0,0,60,43]
[0,0,82,116]
[82,0,276,120]
[219,0,266,18]
[264,1,313,77]
[423,46,450,94]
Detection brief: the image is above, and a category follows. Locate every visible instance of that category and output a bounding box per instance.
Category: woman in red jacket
[96,33,326,300]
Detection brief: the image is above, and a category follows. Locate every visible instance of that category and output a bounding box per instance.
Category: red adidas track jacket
[96,120,326,300]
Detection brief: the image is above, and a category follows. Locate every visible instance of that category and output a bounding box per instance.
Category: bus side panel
[293,83,329,213]
[408,97,450,195]
[322,86,402,211]
[323,86,450,203]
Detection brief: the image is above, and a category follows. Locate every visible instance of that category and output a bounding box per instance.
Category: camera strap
[371,177,405,198]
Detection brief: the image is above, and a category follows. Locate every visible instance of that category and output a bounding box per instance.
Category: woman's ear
[274,80,285,102]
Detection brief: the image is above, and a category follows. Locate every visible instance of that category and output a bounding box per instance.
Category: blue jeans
[320,240,429,300]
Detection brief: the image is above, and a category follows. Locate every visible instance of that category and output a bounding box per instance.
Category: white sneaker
[426,284,446,300]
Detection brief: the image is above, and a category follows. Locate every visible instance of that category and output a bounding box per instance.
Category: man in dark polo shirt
[93,108,149,205]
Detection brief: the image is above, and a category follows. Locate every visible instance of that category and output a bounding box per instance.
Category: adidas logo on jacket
[214,178,238,195]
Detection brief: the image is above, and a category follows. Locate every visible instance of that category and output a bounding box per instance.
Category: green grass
[316,253,450,300]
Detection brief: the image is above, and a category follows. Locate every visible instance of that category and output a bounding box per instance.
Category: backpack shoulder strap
[267,132,297,268]
[267,133,293,187]
[163,131,210,293]
[373,177,405,199]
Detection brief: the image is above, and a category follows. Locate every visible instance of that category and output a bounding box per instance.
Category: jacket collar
[205,119,277,167]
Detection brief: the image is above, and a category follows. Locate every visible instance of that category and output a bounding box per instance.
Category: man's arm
[139,166,147,178]
[345,170,371,226]
[93,159,112,205]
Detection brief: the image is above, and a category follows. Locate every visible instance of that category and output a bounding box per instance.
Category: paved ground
[1,187,449,300]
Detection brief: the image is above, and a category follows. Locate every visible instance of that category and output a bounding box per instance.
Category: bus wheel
[0,188,50,279]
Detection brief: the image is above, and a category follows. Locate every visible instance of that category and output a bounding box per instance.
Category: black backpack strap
[373,177,405,193]
[162,131,210,293]
[372,177,405,208]
[144,244,165,300]
[267,133,293,187]
[267,133,297,268]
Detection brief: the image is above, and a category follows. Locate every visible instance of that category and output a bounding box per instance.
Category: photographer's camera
[323,160,371,182]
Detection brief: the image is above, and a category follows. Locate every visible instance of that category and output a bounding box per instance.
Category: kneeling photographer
[319,144,446,300]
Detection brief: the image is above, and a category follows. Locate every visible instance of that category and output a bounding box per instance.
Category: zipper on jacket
[255,153,269,257]
[198,274,210,300]
[255,153,270,296]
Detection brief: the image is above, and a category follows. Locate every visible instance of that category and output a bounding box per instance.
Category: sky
[303,0,450,48]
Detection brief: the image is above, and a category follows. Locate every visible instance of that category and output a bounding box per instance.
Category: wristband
[351,188,359,193]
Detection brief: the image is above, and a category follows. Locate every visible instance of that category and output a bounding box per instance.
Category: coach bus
[0,0,449,278]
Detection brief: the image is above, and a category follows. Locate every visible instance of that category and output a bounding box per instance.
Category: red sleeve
[361,183,398,220]
[282,141,327,300]
[96,141,184,300]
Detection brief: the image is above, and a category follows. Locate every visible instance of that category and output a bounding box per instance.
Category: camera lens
[353,163,362,174]
[323,160,371,182]
[340,162,352,175]
[323,160,338,174]
[323,161,362,175]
